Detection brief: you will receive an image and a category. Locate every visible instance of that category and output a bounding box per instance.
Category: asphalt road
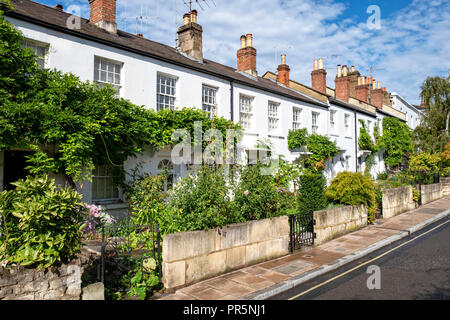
[270,216,450,300]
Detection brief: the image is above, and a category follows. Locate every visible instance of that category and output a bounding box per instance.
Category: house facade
[1,0,413,217]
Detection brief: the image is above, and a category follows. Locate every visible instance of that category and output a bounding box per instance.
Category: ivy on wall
[379,117,413,171]
[287,129,339,171]
[358,120,379,175]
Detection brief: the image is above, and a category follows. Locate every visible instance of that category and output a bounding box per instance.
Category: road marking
[288,218,450,300]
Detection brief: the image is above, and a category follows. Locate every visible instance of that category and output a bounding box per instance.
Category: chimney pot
[183,13,190,25]
[337,65,342,78]
[342,65,348,77]
[190,10,198,24]
[246,34,253,48]
[281,54,287,65]
[89,0,117,34]
[318,58,324,70]
[240,35,246,48]
[314,59,318,71]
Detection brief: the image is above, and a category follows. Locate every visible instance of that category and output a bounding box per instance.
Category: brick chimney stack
[237,34,257,77]
[335,64,350,102]
[89,0,117,34]
[177,10,203,61]
[370,81,384,109]
[277,54,290,87]
[311,58,327,94]
[355,76,369,103]
[348,65,360,99]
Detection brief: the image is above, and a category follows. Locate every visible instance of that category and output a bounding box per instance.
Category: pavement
[158,196,450,300]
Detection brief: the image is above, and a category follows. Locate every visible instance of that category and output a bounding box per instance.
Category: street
[271,217,450,300]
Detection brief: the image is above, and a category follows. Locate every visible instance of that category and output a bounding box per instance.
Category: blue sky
[36,0,450,104]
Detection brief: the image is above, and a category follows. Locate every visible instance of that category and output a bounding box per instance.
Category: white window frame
[22,39,49,69]
[157,73,177,111]
[268,101,280,133]
[202,85,218,118]
[239,95,253,130]
[94,56,123,96]
[344,114,351,136]
[330,110,336,134]
[312,111,320,134]
[292,107,302,131]
[92,164,121,202]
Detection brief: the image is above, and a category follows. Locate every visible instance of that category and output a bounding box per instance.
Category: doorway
[3,150,33,190]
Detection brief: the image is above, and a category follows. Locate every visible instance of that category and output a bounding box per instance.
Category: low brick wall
[0,259,82,300]
[421,183,442,205]
[314,205,367,246]
[162,216,289,291]
[441,178,450,197]
[382,186,415,219]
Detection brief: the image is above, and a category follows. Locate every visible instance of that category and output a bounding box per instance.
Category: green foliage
[408,152,442,184]
[376,172,389,180]
[0,176,85,269]
[231,164,285,221]
[379,117,413,171]
[287,129,339,171]
[325,172,377,223]
[414,76,450,153]
[305,134,339,171]
[274,156,303,190]
[358,120,379,175]
[297,170,327,215]
[167,166,236,231]
[287,128,308,150]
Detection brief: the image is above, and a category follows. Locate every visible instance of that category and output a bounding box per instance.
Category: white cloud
[56,0,450,104]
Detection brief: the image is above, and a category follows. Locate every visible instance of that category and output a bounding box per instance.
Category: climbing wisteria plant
[0,16,240,190]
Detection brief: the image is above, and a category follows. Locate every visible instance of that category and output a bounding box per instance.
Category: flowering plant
[83,204,108,236]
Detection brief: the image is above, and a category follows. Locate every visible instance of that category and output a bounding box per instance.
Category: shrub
[232,164,284,221]
[377,172,389,180]
[0,176,85,269]
[305,134,339,171]
[408,152,442,184]
[167,166,235,231]
[325,172,377,223]
[297,170,327,215]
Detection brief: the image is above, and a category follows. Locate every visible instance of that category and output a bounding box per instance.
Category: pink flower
[244,190,249,196]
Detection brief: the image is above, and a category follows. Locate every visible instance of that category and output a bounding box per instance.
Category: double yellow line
[288,218,450,300]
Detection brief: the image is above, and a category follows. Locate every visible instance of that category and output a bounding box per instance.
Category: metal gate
[289,214,315,253]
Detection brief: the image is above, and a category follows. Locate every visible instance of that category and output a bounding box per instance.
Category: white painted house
[1,0,414,217]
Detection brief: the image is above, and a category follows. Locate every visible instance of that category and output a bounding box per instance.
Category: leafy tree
[379,117,413,172]
[414,76,450,153]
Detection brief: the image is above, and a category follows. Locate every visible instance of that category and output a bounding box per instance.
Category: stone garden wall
[421,183,443,205]
[440,178,450,197]
[162,216,290,291]
[0,259,83,300]
[382,186,415,219]
[313,205,368,245]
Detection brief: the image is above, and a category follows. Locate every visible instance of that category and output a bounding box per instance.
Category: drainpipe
[230,80,234,122]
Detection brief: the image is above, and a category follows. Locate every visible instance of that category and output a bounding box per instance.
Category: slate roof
[6,0,328,108]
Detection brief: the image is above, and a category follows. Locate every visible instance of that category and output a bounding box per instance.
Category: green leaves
[325,172,377,223]
[379,117,413,170]
[0,176,86,269]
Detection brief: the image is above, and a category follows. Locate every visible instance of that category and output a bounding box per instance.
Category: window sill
[345,136,353,139]
[329,133,339,137]
[244,132,259,137]
[268,135,285,140]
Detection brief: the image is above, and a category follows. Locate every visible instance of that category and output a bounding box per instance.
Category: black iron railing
[98,220,162,294]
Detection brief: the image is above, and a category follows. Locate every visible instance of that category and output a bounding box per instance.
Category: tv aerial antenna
[183,0,216,11]
[125,4,160,36]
